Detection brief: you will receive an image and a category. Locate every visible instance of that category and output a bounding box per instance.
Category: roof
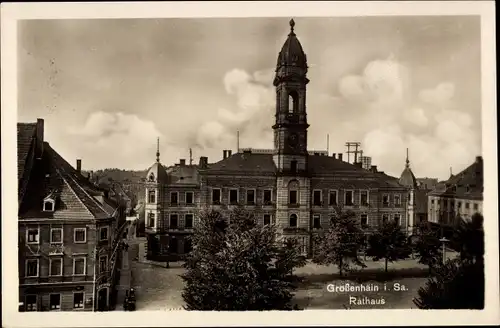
[146,161,168,183]
[205,152,276,175]
[428,156,483,200]
[205,151,404,188]
[17,123,37,181]
[166,165,200,185]
[399,166,418,188]
[276,19,307,70]
[19,142,117,220]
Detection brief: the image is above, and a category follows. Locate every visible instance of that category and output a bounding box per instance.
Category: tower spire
[289,18,295,35]
[405,148,410,168]
[156,137,160,163]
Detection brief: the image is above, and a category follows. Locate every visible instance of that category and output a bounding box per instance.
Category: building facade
[428,156,484,227]
[144,20,409,259]
[18,119,127,312]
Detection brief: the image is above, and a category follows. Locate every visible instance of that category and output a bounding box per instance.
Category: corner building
[145,20,409,259]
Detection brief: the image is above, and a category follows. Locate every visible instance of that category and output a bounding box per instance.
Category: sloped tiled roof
[19,142,116,220]
[206,152,276,175]
[166,165,200,185]
[428,156,483,201]
[17,123,37,181]
[399,166,418,188]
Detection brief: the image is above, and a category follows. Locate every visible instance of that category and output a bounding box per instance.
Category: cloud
[67,112,164,169]
[336,59,480,179]
[195,68,275,156]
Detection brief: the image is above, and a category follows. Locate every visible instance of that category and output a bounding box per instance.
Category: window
[465,203,470,209]
[185,214,194,229]
[466,185,470,192]
[99,227,108,241]
[443,199,448,207]
[73,257,86,275]
[394,194,401,207]
[289,214,298,227]
[290,160,297,173]
[473,203,479,210]
[360,214,368,227]
[49,258,62,276]
[431,199,435,205]
[313,214,321,229]
[246,189,256,205]
[73,292,84,309]
[229,189,239,205]
[170,214,178,229]
[99,256,107,273]
[25,295,37,311]
[185,192,194,205]
[382,214,389,224]
[148,190,156,203]
[458,201,462,209]
[26,259,39,277]
[344,190,354,206]
[263,190,272,205]
[394,214,400,225]
[27,228,39,244]
[74,228,86,243]
[149,173,155,182]
[43,200,55,212]
[170,192,178,205]
[212,188,221,204]
[360,190,369,206]
[50,228,63,244]
[382,194,390,207]
[148,213,155,228]
[263,214,271,226]
[289,190,298,205]
[50,294,61,310]
[313,190,322,206]
[329,190,338,206]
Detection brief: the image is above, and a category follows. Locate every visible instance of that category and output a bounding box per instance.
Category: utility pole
[345,142,361,164]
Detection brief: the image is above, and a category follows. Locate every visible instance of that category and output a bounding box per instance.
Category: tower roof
[276,19,307,70]
[145,138,168,183]
[399,148,418,188]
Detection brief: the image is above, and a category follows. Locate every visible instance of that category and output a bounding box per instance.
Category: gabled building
[143,20,409,260]
[18,119,127,312]
[428,156,484,227]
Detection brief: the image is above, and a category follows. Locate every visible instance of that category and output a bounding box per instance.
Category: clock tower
[272,19,309,175]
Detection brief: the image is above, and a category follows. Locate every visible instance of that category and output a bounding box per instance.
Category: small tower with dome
[144,138,167,235]
[399,148,418,234]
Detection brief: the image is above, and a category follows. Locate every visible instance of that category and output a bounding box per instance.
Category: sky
[17,16,482,180]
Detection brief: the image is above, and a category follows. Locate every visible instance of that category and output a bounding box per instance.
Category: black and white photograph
[2,1,498,327]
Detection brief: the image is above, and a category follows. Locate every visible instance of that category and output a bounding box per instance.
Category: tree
[412,222,442,273]
[181,207,305,310]
[312,208,366,276]
[366,220,411,272]
[413,258,484,309]
[413,214,484,309]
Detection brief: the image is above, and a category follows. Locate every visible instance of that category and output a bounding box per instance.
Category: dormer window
[43,196,55,212]
[149,173,155,182]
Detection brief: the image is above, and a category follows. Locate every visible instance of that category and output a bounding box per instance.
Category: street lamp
[439,237,449,264]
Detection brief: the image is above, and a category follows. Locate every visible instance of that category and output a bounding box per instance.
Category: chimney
[370,165,378,173]
[199,156,208,169]
[223,150,228,160]
[36,118,44,159]
[475,156,483,163]
[180,159,186,166]
[331,153,336,159]
[89,170,94,182]
[338,153,343,161]
[76,159,82,173]
[355,162,362,168]
[227,150,232,157]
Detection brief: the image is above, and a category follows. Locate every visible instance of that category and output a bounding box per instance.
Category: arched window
[149,173,155,182]
[288,91,299,113]
[288,180,299,205]
[289,214,298,227]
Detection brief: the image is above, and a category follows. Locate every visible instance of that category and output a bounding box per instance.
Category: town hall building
[144,20,409,260]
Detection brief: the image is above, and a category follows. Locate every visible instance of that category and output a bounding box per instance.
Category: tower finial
[289,18,295,34]
[405,148,410,168]
[156,137,160,162]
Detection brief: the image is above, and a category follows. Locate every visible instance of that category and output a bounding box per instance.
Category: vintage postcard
[1,1,498,327]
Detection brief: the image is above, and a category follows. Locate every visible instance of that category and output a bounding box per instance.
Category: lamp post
[439,237,449,264]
